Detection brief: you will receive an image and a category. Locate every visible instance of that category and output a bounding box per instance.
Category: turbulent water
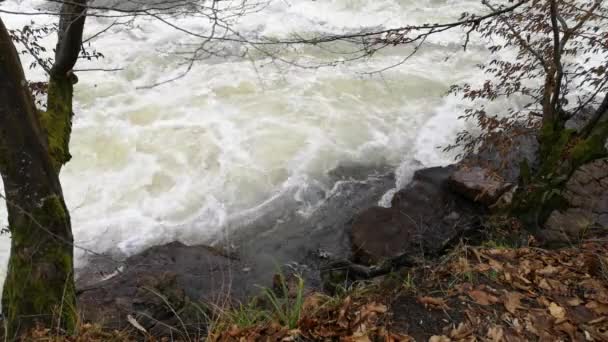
[0,0,502,286]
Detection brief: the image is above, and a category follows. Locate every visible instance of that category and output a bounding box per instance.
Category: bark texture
[511,109,608,231]
[41,0,87,172]
[0,18,76,339]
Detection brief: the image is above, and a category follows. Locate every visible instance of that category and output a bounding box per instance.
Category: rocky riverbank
[76,162,396,333]
[75,132,608,336]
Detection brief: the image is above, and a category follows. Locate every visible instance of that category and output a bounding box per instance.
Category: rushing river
[0,0,501,287]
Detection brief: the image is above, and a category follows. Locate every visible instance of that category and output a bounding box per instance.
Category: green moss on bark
[1,17,77,340]
[40,75,74,172]
[570,121,608,166]
[1,195,76,339]
[511,119,608,229]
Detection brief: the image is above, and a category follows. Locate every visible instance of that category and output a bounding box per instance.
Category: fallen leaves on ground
[27,239,608,341]
[391,239,608,341]
[210,239,608,341]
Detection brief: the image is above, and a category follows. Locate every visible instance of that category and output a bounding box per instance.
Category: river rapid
[0,0,504,288]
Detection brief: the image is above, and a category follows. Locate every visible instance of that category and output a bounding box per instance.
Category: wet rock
[350,166,482,265]
[543,159,608,244]
[77,242,248,333]
[448,166,512,205]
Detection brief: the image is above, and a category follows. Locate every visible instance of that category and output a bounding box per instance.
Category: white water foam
[0,0,495,288]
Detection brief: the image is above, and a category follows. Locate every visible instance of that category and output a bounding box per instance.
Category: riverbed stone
[350,166,482,265]
[77,242,248,334]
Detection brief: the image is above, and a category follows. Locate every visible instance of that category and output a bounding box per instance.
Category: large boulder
[448,166,512,206]
[543,159,608,244]
[448,130,539,207]
[77,242,249,334]
[350,166,482,265]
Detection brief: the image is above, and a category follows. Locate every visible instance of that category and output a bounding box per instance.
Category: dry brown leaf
[449,322,473,339]
[527,310,553,336]
[489,259,504,271]
[511,280,532,292]
[467,289,499,306]
[362,302,387,314]
[555,321,577,341]
[515,274,532,284]
[537,296,551,308]
[582,324,608,341]
[302,292,326,312]
[428,335,451,342]
[520,260,533,274]
[487,325,504,342]
[546,278,568,293]
[503,291,524,314]
[566,297,583,306]
[537,265,559,275]
[389,332,416,342]
[476,263,491,272]
[537,278,552,291]
[350,333,372,342]
[586,301,608,315]
[588,316,607,324]
[418,296,449,309]
[338,296,352,328]
[548,302,566,320]
[457,256,472,273]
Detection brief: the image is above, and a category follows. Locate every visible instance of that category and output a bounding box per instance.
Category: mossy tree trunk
[40,0,87,173]
[0,18,75,339]
[0,1,86,338]
[510,96,608,230]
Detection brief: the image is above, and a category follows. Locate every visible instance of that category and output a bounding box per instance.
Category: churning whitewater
[0,0,500,287]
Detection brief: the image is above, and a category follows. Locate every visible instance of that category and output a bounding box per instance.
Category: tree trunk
[0,17,76,339]
[40,0,87,173]
[511,109,608,231]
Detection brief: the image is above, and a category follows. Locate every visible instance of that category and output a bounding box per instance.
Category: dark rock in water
[543,158,608,244]
[350,166,482,265]
[77,242,248,333]
[448,166,512,206]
